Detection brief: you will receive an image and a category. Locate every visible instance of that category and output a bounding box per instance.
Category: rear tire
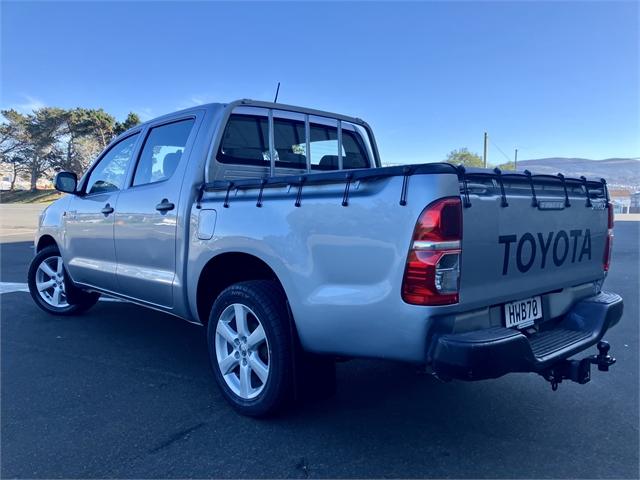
[28,245,100,316]
[207,280,294,417]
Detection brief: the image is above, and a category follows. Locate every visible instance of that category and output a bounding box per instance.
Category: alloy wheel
[35,255,69,308]
[215,303,270,399]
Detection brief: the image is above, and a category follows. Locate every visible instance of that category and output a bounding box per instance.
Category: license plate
[504,296,542,328]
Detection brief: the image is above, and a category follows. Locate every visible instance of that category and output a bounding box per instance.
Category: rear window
[273,118,307,169]
[305,124,370,171]
[218,113,371,171]
[218,114,269,166]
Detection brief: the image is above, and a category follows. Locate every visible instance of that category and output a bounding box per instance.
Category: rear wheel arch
[196,252,291,328]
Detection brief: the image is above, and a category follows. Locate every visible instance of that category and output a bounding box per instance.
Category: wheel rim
[215,303,270,400]
[35,255,69,308]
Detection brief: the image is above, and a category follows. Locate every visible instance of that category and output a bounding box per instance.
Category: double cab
[29,99,623,416]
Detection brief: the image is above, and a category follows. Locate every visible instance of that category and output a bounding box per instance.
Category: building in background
[609,189,631,214]
[630,192,640,214]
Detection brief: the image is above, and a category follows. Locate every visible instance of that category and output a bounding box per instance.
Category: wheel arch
[196,252,291,328]
[36,234,58,252]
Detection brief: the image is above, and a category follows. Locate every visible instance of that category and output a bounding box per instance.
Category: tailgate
[459,172,608,309]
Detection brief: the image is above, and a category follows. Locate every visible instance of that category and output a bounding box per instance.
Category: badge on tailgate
[504,296,542,329]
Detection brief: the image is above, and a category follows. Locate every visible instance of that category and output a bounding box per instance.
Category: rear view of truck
[411,169,622,389]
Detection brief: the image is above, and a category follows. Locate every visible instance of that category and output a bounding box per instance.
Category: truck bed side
[187,171,461,361]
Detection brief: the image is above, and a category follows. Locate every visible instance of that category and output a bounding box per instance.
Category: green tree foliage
[84,109,117,149]
[60,108,106,175]
[0,110,31,189]
[445,148,484,168]
[0,109,29,156]
[0,106,141,190]
[115,112,141,136]
[24,107,67,190]
[496,161,516,171]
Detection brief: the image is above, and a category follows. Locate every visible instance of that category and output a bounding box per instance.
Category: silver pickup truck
[29,99,623,416]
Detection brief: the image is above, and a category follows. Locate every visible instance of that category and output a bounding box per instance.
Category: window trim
[128,116,197,189]
[268,109,275,177]
[80,131,142,197]
[304,114,311,172]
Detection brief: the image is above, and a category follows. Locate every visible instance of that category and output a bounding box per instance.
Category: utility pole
[514,148,518,170]
[483,132,488,168]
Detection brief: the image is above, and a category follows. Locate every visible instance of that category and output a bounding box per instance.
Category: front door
[113,118,196,308]
[63,133,140,292]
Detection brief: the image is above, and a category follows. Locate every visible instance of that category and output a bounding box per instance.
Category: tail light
[402,197,462,305]
[603,202,614,271]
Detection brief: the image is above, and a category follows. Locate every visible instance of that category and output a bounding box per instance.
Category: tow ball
[542,341,616,391]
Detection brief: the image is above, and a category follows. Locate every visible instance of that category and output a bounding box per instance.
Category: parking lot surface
[1,209,638,478]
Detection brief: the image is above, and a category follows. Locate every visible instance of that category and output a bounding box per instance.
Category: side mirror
[54,172,78,194]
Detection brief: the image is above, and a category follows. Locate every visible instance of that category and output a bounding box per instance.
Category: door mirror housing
[54,172,78,194]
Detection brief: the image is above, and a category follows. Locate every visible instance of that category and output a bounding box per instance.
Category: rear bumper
[431,291,623,381]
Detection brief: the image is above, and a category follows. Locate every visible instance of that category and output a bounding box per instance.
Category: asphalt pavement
[1,209,638,478]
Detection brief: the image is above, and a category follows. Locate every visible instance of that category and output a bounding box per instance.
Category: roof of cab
[113,98,372,145]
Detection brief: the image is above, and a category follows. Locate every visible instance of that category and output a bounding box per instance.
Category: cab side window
[132,119,195,187]
[85,134,139,195]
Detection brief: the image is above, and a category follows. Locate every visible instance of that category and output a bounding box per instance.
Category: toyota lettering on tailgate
[499,229,592,275]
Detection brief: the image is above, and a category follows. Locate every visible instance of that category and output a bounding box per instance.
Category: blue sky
[1,1,638,164]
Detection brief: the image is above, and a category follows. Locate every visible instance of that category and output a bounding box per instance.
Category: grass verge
[0,189,63,204]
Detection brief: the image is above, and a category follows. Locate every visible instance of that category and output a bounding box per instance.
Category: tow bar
[542,341,616,391]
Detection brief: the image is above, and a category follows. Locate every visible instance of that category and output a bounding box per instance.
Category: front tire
[28,245,100,316]
[207,280,294,417]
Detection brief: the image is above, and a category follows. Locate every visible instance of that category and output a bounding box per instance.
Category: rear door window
[132,118,195,187]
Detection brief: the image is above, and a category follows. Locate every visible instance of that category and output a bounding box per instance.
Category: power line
[489,137,513,164]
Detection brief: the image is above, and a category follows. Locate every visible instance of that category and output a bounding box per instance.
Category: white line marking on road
[0,282,30,294]
[0,232,36,238]
[0,282,124,302]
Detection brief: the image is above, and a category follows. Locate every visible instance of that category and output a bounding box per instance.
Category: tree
[24,108,67,190]
[445,148,484,168]
[57,108,136,177]
[0,107,143,189]
[497,161,516,171]
[83,109,117,149]
[0,110,28,156]
[114,112,141,136]
[0,110,30,189]
[58,108,102,175]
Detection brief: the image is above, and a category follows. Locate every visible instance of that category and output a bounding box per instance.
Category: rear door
[113,116,197,307]
[64,133,140,292]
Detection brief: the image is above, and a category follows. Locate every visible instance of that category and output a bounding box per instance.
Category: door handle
[155,199,175,213]
[101,204,114,215]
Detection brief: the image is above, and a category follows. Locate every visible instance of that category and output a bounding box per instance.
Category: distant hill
[516,158,640,191]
